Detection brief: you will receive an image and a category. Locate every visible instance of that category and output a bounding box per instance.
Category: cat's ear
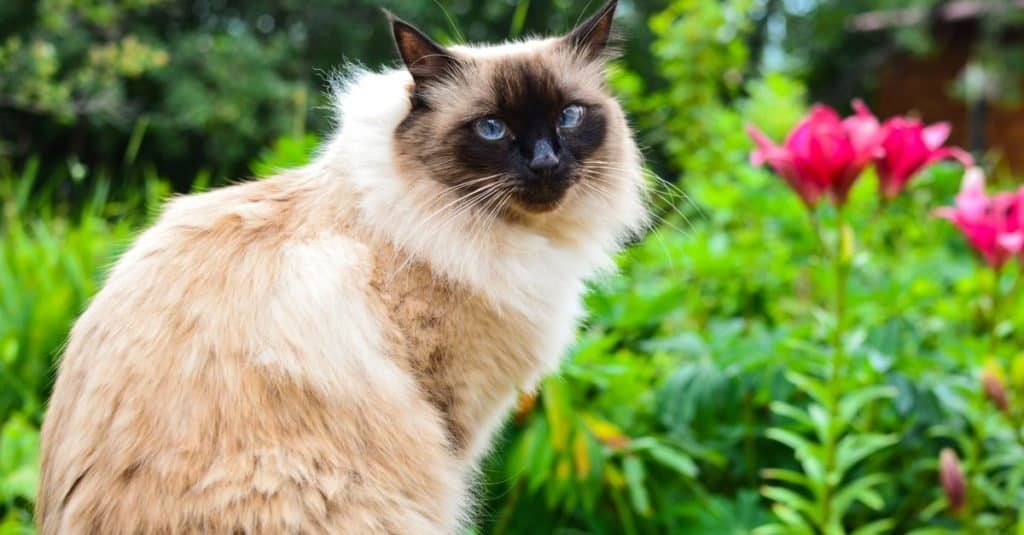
[386,11,459,86]
[564,0,618,61]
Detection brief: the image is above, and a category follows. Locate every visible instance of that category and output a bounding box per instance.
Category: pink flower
[935,168,1024,269]
[876,115,974,199]
[748,102,883,208]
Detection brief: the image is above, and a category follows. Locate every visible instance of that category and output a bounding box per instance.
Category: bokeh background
[3,0,1024,533]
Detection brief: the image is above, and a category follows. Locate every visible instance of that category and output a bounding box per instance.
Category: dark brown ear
[565,0,618,61]
[386,11,458,86]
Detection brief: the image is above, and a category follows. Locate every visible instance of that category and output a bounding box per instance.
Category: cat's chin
[512,198,564,214]
[510,177,580,214]
[511,188,571,214]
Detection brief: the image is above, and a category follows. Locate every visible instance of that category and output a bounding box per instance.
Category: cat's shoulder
[109,173,370,298]
[157,173,318,241]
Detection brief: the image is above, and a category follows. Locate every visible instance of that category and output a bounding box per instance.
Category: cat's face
[391,1,631,216]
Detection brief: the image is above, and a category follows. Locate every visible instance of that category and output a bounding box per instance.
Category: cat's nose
[529,139,560,172]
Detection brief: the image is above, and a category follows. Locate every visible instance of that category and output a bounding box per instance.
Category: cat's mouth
[512,177,577,213]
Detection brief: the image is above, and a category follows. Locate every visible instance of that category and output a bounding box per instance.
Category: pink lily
[748,102,883,208]
[876,115,974,199]
[935,167,1024,269]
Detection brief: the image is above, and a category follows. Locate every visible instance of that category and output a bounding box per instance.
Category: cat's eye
[475,118,508,141]
[559,105,585,129]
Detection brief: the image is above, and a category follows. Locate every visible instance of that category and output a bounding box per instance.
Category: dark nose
[529,138,560,172]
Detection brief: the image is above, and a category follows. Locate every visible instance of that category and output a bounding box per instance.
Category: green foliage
[0,0,659,188]
[0,163,141,421]
[251,134,321,178]
[0,0,170,122]
[0,415,39,530]
[0,0,316,185]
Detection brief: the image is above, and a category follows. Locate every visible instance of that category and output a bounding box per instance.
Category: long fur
[37,28,647,535]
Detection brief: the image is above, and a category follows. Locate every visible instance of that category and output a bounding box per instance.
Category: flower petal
[927,146,975,168]
[748,123,822,207]
[998,232,1024,254]
[955,167,989,220]
[922,122,952,150]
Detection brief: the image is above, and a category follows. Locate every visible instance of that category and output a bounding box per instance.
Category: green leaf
[831,473,889,519]
[770,401,813,428]
[0,467,38,504]
[1,511,36,535]
[541,376,572,452]
[786,371,830,405]
[835,434,899,477]
[761,468,812,489]
[622,456,651,516]
[917,497,948,521]
[765,428,816,457]
[646,444,699,478]
[768,504,816,535]
[760,485,816,519]
[850,519,895,535]
[807,403,831,444]
[765,427,825,490]
[838,386,897,423]
[751,525,791,535]
[0,414,41,502]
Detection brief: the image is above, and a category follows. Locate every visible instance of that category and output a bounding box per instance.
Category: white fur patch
[261,235,413,398]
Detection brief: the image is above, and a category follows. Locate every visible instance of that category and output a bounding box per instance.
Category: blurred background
[3,1,1024,533]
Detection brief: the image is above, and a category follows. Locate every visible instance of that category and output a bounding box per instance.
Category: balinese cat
[37,0,647,532]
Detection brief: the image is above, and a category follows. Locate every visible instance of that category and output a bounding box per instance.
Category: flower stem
[993,268,1024,472]
[997,267,1022,357]
[807,209,826,253]
[820,208,850,530]
[973,267,1024,530]
[831,217,848,382]
[986,266,1007,361]
[1008,267,1024,308]
[962,416,986,534]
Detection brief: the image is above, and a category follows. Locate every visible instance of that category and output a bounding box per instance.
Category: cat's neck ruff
[312,66,644,316]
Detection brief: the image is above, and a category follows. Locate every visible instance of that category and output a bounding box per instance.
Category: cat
[36,0,647,532]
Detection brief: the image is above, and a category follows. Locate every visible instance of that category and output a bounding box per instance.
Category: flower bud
[982,369,1010,413]
[939,448,966,513]
[982,359,1010,413]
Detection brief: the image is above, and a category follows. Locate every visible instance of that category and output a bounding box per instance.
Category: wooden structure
[850,1,1024,172]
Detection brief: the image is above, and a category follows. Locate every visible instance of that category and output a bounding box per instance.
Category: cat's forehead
[449,38,559,59]
[444,39,608,113]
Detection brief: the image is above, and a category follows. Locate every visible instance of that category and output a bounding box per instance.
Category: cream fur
[38,36,647,534]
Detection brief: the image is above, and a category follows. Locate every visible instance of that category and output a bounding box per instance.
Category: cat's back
[37,174,462,534]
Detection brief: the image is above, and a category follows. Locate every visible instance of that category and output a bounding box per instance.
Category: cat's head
[388,0,643,221]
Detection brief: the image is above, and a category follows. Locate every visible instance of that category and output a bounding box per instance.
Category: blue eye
[559,105,585,128]
[475,118,507,141]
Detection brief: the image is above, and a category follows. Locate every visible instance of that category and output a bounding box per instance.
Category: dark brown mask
[389,1,627,215]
